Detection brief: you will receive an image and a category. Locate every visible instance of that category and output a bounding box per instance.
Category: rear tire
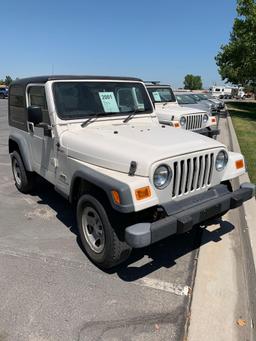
[11,151,35,193]
[77,194,132,269]
[0,94,4,99]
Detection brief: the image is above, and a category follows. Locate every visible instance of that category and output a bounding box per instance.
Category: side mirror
[27,106,43,125]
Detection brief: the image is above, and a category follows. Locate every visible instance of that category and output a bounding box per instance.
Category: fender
[9,133,33,172]
[70,169,135,213]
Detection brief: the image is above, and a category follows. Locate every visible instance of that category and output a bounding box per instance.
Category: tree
[215,0,256,94]
[4,76,13,86]
[0,79,4,85]
[183,74,203,90]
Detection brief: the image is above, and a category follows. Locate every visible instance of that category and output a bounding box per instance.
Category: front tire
[77,194,132,269]
[11,151,35,193]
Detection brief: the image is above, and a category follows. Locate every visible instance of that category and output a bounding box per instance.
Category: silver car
[196,93,225,110]
[187,93,219,115]
[174,93,216,115]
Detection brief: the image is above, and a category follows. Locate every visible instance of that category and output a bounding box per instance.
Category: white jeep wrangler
[146,82,219,138]
[8,76,254,269]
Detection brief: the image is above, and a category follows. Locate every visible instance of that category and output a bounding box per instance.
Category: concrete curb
[187,113,256,341]
[226,114,256,269]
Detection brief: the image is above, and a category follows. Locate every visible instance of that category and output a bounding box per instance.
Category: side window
[28,86,50,124]
[9,85,27,131]
[10,86,25,107]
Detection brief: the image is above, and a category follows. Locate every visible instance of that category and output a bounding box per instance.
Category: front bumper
[193,126,220,137]
[125,183,255,248]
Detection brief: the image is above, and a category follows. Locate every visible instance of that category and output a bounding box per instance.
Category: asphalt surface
[0,99,203,341]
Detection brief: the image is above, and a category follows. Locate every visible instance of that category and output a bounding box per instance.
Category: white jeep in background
[146,82,219,138]
[8,75,255,269]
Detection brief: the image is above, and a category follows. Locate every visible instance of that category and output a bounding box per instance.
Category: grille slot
[171,153,214,198]
[185,114,203,130]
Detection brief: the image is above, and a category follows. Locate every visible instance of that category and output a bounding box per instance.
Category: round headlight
[180,116,186,126]
[203,114,209,123]
[153,165,172,189]
[215,150,228,171]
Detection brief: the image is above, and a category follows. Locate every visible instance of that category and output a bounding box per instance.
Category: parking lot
[0,98,204,340]
[0,97,253,341]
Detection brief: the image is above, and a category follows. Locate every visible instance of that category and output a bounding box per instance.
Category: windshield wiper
[123,109,142,123]
[81,112,112,127]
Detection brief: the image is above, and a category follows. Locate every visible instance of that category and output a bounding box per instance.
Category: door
[27,85,56,183]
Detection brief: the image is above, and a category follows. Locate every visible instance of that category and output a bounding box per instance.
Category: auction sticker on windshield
[152,91,161,102]
[99,92,119,113]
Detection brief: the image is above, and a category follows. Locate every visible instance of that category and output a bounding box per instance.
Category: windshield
[196,94,209,100]
[147,87,176,103]
[175,94,197,104]
[189,94,201,102]
[53,81,153,120]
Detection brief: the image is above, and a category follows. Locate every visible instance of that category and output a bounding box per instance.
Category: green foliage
[183,74,203,90]
[215,0,256,91]
[0,79,4,85]
[4,76,13,86]
[227,102,256,183]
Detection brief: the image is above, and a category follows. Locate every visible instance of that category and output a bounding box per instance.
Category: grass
[226,102,256,184]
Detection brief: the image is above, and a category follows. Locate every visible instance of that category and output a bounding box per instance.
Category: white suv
[146,83,219,138]
[8,75,254,268]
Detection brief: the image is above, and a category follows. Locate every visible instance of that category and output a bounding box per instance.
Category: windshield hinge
[128,161,137,176]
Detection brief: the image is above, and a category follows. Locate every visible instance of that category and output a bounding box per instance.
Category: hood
[180,103,211,112]
[209,98,223,106]
[155,102,206,116]
[61,123,224,176]
[200,100,214,108]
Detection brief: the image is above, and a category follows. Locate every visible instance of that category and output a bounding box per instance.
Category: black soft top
[146,84,171,88]
[11,75,143,87]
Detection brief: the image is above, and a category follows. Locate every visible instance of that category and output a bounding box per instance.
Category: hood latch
[128,161,137,176]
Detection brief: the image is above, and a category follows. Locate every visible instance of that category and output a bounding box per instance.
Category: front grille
[171,153,214,198]
[186,114,203,130]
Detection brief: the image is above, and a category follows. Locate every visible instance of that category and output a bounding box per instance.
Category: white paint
[137,277,190,296]
[0,181,14,188]
[23,197,35,205]
[0,247,85,269]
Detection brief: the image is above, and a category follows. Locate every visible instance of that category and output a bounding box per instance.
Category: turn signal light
[235,159,244,169]
[135,186,151,200]
[211,117,217,123]
[111,190,121,204]
[174,122,180,128]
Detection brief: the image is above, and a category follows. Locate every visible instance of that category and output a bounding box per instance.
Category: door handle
[28,122,34,134]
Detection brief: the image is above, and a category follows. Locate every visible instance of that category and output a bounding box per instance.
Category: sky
[1,0,237,88]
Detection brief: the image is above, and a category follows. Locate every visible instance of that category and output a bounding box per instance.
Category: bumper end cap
[240,182,255,197]
[125,223,151,248]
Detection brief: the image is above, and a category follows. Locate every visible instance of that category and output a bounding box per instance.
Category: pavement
[0,98,201,341]
[187,115,255,341]
[0,99,254,341]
